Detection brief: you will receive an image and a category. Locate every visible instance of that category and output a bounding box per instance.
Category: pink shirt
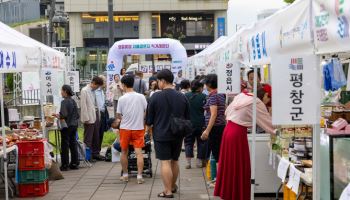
[225,93,274,134]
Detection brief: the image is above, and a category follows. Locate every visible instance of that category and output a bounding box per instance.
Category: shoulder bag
[164,90,193,137]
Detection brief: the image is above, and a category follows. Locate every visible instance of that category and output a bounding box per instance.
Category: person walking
[214,85,275,200]
[184,79,207,169]
[54,85,80,171]
[110,74,123,115]
[201,74,226,182]
[95,75,108,160]
[180,79,191,94]
[133,71,147,95]
[80,76,104,162]
[115,75,148,184]
[146,69,190,198]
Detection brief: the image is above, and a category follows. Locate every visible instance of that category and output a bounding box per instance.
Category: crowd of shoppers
[55,67,274,200]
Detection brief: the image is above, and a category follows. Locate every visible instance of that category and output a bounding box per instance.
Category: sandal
[158,192,174,198]
[172,184,178,193]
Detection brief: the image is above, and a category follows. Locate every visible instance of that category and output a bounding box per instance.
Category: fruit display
[0,129,42,149]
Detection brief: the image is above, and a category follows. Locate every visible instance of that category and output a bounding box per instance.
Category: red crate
[18,155,45,170]
[18,180,49,197]
[17,139,45,156]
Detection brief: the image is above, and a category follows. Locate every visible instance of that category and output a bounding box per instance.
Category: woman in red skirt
[214,85,275,200]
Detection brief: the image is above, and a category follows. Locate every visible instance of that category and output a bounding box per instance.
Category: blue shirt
[95,88,105,112]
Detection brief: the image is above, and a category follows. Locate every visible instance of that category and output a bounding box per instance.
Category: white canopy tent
[0,21,65,200]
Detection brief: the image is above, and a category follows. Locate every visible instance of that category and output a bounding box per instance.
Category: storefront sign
[271,54,320,125]
[66,71,80,93]
[313,0,350,53]
[217,18,226,37]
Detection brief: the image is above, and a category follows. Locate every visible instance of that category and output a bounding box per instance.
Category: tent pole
[39,49,46,138]
[250,65,258,200]
[0,74,9,200]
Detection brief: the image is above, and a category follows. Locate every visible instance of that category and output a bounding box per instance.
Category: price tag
[277,158,290,182]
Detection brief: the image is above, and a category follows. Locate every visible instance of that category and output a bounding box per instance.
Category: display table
[274,155,313,200]
[46,126,61,162]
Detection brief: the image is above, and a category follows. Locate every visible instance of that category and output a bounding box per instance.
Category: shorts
[120,129,145,150]
[154,139,183,161]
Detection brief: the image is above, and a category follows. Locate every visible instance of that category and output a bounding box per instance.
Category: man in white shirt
[116,75,147,184]
[80,76,104,162]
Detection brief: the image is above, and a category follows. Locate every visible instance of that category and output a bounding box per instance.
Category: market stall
[0,21,66,199]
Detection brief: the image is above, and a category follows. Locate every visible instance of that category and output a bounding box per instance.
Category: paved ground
[9,150,278,200]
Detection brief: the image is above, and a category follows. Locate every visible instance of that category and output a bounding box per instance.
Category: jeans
[61,126,79,167]
[184,128,208,160]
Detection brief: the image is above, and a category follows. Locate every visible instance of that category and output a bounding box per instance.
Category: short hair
[135,71,143,76]
[157,69,174,84]
[204,74,217,89]
[247,69,261,79]
[180,80,190,90]
[91,76,104,86]
[62,85,74,96]
[121,75,134,88]
[191,79,204,93]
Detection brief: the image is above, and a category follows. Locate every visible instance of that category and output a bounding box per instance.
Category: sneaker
[120,176,129,183]
[137,178,145,184]
[60,166,69,171]
[93,155,105,161]
[196,159,203,168]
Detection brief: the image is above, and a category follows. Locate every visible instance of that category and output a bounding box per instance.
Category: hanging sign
[277,158,290,183]
[218,47,240,94]
[286,165,302,194]
[271,54,320,125]
[66,71,80,93]
[313,0,350,53]
[41,68,58,98]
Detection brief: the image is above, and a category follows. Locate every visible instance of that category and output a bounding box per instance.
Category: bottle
[210,155,217,181]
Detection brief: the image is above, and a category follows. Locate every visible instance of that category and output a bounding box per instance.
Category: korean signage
[217,17,226,37]
[271,55,320,125]
[66,71,80,93]
[313,0,350,53]
[218,48,240,94]
[41,68,58,98]
[0,49,16,70]
[248,31,268,63]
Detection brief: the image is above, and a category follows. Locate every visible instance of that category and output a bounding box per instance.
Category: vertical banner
[217,17,226,37]
[271,54,320,125]
[41,68,56,98]
[218,47,240,95]
[66,71,80,93]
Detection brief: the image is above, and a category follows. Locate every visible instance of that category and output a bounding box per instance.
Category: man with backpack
[133,71,147,95]
[146,69,190,198]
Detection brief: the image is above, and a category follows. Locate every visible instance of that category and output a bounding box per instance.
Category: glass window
[186,21,213,37]
[82,23,94,38]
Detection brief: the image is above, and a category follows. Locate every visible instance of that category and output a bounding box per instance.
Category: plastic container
[86,147,91,161]
[18,155,45,170]
[210,157,217,181]
[18,169,48,184]
[18,180,49,197]
[17,139,45,156]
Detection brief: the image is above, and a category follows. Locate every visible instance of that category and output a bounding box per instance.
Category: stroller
[120,133,153,177]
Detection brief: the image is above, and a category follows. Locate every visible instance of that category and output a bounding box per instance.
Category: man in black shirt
[146,69,190,198]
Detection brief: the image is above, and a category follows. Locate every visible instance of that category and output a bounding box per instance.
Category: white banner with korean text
[66,71,80,93]
[313,0,350,53]
[271,54,320,125]
[217,45,241,95]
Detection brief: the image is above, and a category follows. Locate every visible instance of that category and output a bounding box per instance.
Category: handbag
[164,90,192,137]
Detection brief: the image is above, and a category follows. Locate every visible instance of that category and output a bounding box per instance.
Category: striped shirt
[204,91,226,126]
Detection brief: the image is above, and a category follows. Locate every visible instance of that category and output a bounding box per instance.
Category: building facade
[0,0,40,25]
[64,0,227,79]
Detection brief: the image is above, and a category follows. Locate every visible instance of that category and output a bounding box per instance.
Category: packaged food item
[331,118,348,130]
